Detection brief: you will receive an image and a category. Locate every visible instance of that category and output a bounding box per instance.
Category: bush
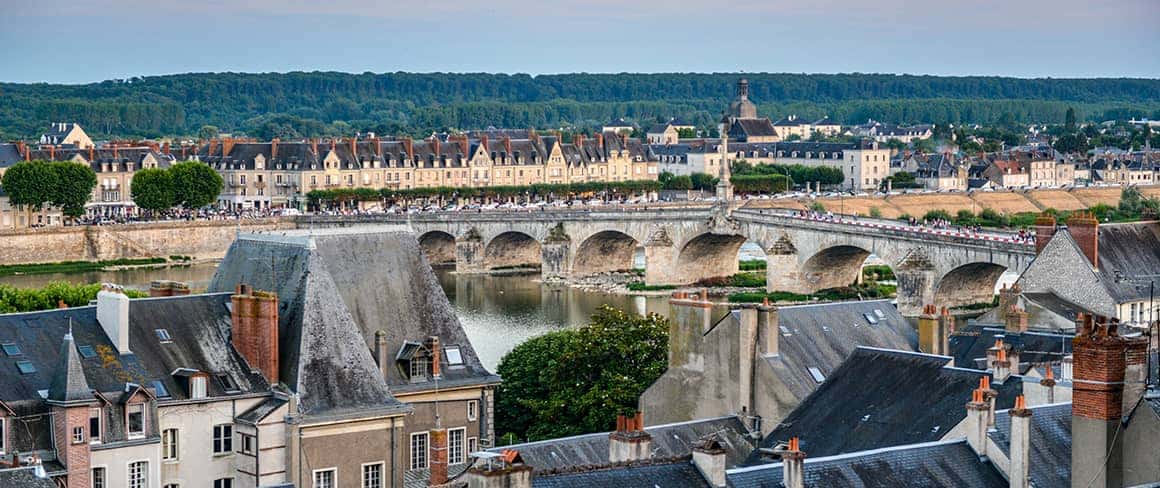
[862,265,896,281]
[809,201,826,212]
[626,282,677,291]
[0,282,149,314]
[730,272,766,288]
[739,260,767,271]
[923,209,953,222]
[869,206,882,218]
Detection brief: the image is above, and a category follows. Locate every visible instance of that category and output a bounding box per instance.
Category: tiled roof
[988,403,1071,488]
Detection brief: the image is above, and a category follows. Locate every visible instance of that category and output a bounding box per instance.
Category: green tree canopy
[170,161,223,208]
[49,162,98,218]
[495,306,669,442]
[0,161,56,209]
[131,167,176,212]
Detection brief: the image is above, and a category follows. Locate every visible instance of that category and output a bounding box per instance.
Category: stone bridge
[303,206,1037,315]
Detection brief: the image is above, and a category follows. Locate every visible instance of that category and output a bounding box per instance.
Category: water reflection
[0,263,220,291]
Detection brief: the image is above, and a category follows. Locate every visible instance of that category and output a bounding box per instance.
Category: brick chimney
[965,382,990,457]
[1071,314,1147,488]
[692,437,727,488]
[48,144,55,161]
[1005,305,1028,334]
[96,284,131,355]
[918,304,950,356]
[427,335,442,379]
[779,437,806,488]
[1034,214,1057,255]
[480,135,489,152]
[222,137,236,157]
[310,138,318,156]
[270,138,279,161]
[209,139,219,157]
[349,137,357,159]
[503,136,512,155]
[997,283,1021,322]
[1009,396,1032,488]
[429,427,448,486]
[609,411,652,463]
[149,280,189,297]
[1067,211,1099,269]
[230,284,280,384]
[596,132,605,150]
[404,137,414,159]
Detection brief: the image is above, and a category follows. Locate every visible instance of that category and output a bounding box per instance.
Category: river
[0,241,1011,371]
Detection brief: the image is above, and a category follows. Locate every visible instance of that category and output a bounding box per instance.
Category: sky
[1,0,1157,84]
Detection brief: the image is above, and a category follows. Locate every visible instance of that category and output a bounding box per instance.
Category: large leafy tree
[170,161,223,209]
[1,161,56,209]
[49,162,98,218]
[495,306,669,442]
[131,167,176,213]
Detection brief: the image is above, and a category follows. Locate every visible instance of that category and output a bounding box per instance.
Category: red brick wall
[52,406,91,488]
[429,428,448,485]
[1067,213,1099,268]
[1071,335,1147,420]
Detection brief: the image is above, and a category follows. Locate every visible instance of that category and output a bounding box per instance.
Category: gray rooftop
[532,460,711,488]
[988,403,1072,488]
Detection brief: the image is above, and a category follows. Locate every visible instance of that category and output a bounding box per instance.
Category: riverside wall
[0,218,295,265]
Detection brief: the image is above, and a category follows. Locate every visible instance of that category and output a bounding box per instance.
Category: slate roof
[758,300,918,408]
[0,143,23,168]
[730,119,778,139]
[749,347,1021,464]
[0,467,56,488]
[236,395,288,425]
[949,323,1073,371]
[46,332,93,405]
[988,403,1071,488]
[1096,222,1160,303]
[489,416,756,472]
[728,439,1006,488]
[210,227,497,402]
[532,460,711,488]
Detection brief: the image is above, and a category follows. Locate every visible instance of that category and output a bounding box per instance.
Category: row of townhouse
[0,142,174,228]
[0,225,501,488]
[849,119,934,143]
[652,139,891,191]
[197,132,659,210]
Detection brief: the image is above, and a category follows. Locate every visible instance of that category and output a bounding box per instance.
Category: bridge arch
[484,231,542,270]
[677,233,749,284]
[799,245,873,292]
[418,231,456,266]
[573,230,640,277]
[933,262,1008,309]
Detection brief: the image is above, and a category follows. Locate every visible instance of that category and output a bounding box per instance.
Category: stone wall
[0,218,294,265]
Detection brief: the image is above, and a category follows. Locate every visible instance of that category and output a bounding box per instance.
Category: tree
[662,174,693,190]
[1064,107,1077,132]
[1053,133,1089,154]
[0,161,56,209]
[913,137,936,153]
[690,172,718,191]
[131,168,176,213]
[676,128,696,139]
[885,138,906,151]
[49,162,97,219]
[170,161,223,209]
[197,125,220,140]
[495,306,669,441]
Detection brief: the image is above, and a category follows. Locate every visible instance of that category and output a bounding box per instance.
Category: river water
[0,241,1010,371]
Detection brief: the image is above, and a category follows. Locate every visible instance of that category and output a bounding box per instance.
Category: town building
[849,120,934,144]
[601,118,636,135]
[39,123,95,149]
[646,119,695,144]
[652,140,890,190]
[718,79,779,144]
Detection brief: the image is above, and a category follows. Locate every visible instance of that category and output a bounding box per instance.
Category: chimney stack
[757,299,779,356]
[222,137,236,157]
[374,330,389,380]
[1039,366,1057,404]
[1066,211,1099,269]
[463,450,532,488]
[918,304,950,356]
[997,283,1021,322]
[427,335,442,379]
[429,427,448,486]
[270,138,279,161]
[230,284,280,384]
[1034,214,1057,255]
[609,411,652,463]
[148,280,190,297]
[993,347,1012,384]
[965,382,990,457]
[96,284,131,355]
[1005,305,1029,334]
[692,438,727,488]
[1070,315,1146,488]
[779,437,806,488]
[667,291,714,370]
[1009,396,1032,488]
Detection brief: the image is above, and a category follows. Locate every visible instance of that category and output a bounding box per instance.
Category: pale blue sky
[1,0,1157,83]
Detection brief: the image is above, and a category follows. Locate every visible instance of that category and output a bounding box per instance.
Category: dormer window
[126,403,145,439]
[409,357,429,382]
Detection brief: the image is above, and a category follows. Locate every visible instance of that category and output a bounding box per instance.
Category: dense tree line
[130,161,224,212]
[0,161,97,218]
[2,72,1158,140]
[306,179,662,208]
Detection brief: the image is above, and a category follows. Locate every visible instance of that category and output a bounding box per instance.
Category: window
[77,345,96,358]
[468,437,478,455]
[449,428,466,465]
[409,357,428,382]
[467,400,478,422]
[444,346,463,366]
[154,329,172,343]
[92,467,106,488]
[0,418,5,454]
[15,360,35,374]
[240,433,256,455]
[214,479,233,488]
[72,426,85,444]
[807,367,826,383]
[128,461,147,488]
[213,424,233,454]
[313,468,336,488]
[217,374,239,393]
[362,462,384,488]
[162,429,178,460]
[127,404,145,438]
[191,375,207,399]
[2,343,20,356]
[410,432,428,470]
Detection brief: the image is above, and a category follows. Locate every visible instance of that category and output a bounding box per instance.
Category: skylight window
[77,345,96,359]
[2,343,20,356]
[874,309,885,319]
[444,346,463,366]
[16,360,36,374]
[217,374,239,393]
[151,380,171,398]
[807,367,826,383]
[863,313,879,325]
[155,329,172,343]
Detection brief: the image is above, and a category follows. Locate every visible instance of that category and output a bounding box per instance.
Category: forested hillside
[2,72,1157,140]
